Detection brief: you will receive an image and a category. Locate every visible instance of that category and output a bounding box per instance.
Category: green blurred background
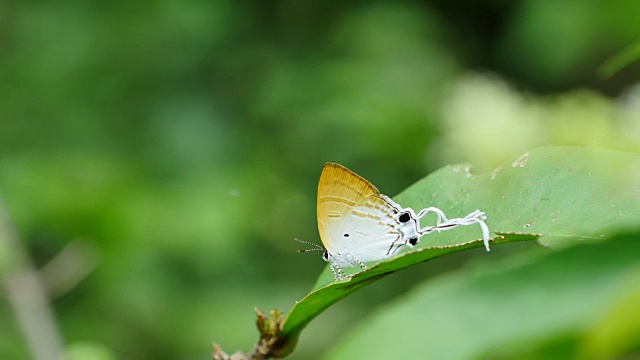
[1,1,639,359]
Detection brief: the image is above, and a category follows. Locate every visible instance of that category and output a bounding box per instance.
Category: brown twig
[0,195,64,360]
[40,238,98,299]
[212,308,287,360]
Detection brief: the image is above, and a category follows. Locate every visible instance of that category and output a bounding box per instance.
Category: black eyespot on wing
[343,233,349,238]
[399,212,411,223]
[409,236,418,246]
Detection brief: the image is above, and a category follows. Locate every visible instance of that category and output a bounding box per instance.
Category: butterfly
[298,163,490,281]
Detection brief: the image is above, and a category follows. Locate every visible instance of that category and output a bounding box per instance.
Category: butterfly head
[322,249,330,262]
[295,238,330,259]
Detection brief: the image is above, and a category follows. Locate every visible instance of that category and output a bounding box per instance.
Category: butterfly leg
[353,256,368,271]
[330,261,346,281]
[330,262,340,280]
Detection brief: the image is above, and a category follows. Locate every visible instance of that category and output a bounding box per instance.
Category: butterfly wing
[317,163,378,253]
[317,163,403,263]
[337,194,405,263]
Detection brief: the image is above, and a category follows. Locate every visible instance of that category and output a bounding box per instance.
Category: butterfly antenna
[295,238,324,253]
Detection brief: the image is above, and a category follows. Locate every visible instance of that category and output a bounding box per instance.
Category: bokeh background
[1,1,640,359]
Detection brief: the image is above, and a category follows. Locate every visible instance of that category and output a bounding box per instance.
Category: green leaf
[276,146,640,357]
[598,41,640,79]
[402,146,640,249]
[326,230,640,359]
